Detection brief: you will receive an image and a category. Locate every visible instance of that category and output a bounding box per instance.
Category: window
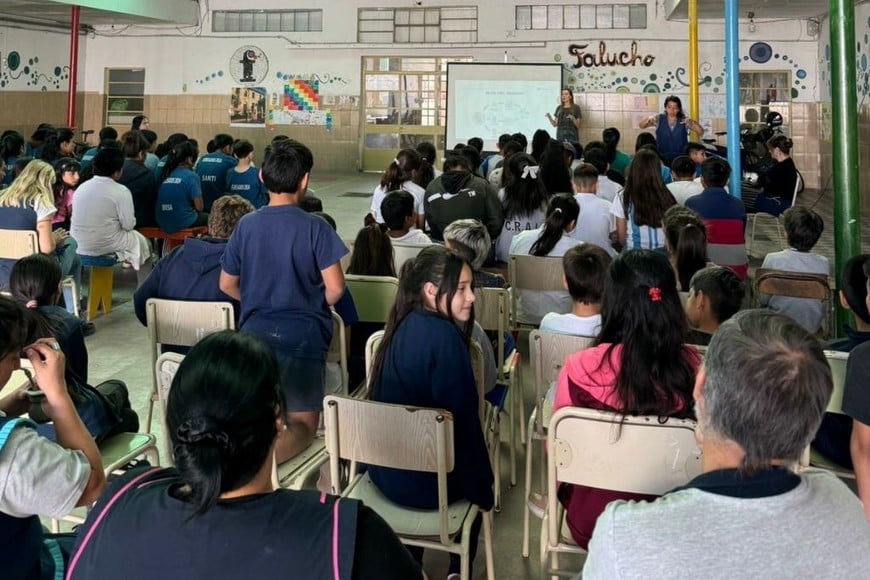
[212,9,323,33]
[515,4,646,30]
[358,6,477,43]
[104,68,145,126]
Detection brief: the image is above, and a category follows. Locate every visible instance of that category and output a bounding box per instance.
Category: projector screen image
[446,62,563,153]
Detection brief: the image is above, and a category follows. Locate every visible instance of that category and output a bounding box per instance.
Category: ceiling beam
[47,0,200,26]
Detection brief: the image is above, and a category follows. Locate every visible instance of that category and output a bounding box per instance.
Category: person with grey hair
[582,310,870,579]
[443,218,506,289]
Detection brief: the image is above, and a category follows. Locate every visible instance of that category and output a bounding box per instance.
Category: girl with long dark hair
[553,249,700,548]
[495,152,550,262]
[367,245,492,578]
[509,194,582,324]
[662,205,708,292]
[613,148,677,250]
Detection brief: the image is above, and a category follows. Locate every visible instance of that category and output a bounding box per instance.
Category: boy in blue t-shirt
[195,133,237,212]
[220,140,347,464]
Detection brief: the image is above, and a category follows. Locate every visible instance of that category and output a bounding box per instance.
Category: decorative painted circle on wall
[229,46,269,84]
[749,43,773,64]
[643,83,660,93]
[796,69,807,80]
[7,51,20,71]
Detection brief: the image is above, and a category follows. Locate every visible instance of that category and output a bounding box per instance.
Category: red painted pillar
[66,5,80,129]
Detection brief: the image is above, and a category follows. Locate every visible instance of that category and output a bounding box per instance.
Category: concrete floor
[74,172,855,579]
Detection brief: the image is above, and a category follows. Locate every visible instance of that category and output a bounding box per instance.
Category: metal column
[724,0,741,198]
[829,0,860,334]
[688,0,699,132]
[66,5,80,129]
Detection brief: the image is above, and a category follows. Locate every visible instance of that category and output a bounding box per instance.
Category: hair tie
[393,158,400,165]
[25,299,38,309]
[552,207,563,215]
[175,417,235,452]
[521,165,540,180]
[648,287,662,302]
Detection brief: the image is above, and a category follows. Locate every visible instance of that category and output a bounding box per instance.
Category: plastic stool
[79,254,117,320]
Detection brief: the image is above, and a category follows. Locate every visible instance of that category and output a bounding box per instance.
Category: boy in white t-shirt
[540,243,612,337]
[570,163,617,257]
[380,190,432,245]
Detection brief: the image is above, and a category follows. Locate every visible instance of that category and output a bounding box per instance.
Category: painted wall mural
[559,41,812,100]
[819,15,870,102]
[0,51,69,91]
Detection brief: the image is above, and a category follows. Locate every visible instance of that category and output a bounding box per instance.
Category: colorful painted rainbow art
[283,79,320,112]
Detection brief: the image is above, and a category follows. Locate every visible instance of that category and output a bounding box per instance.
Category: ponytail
[530,194,579,256]
[9,254,62,341]
[380,148,421,191]
[160,140,197,183]
[155,133,189,159]
[166,331,282,517]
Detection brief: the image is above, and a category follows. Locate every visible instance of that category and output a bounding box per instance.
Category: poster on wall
[265,77,333,131]
[229,86,266,127]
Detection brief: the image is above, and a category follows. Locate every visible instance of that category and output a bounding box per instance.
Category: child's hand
[23,339,68,403]
[52,228,69,244]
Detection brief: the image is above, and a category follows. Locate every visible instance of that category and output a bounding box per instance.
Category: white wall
[0,0,821,105]
[0,25,86,92]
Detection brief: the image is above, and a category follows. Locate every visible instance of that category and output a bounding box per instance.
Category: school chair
[801,350,854,479]
[752,267,834,339]
[747,170,803,257]
[145,298,235,432]
[542,407,701,578]
[508,254,567,330]
[0,229,78,316]
[392,241,431,272]
[523,330,595,558]
[324,394,495,580]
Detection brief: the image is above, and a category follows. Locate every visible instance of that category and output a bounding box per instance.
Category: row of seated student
[2,123,869,577]
[5,246,868,577]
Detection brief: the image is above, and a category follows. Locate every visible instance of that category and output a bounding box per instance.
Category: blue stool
[78,254,117,320]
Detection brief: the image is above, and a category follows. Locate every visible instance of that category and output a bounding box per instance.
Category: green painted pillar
[829,0,860,336]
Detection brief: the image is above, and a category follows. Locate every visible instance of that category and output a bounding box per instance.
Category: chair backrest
[475,287,510,375]
[508,254,565,328]
[327,310,349,395]
[548,406,701,497]
[529,330,596,403]
[823,350,848,415]
[0,229,38,260]
[508,254,565,293]
[790,170,804,205]
[339,239,354,273]
[146,298,235,391]
[344,275,399,323]
[392,242,430,273]
[753,268,831,301]
[155,352,185,465]
[468,339,487,422]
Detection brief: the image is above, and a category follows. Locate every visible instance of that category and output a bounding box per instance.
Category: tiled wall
[0,88,835,188]
[79,94,360,173]
[819,103,870,213]
[0,92,86,142]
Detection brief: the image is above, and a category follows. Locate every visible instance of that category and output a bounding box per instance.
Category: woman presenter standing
[546,88,582,143]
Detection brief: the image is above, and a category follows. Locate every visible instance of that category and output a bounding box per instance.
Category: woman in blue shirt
[156,141,207,234]
[639,96,704,165]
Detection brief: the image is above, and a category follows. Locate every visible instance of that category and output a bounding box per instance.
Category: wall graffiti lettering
[568,41,655,69]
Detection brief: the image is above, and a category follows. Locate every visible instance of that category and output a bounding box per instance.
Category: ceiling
[667,0,857,20]
[0,0,197,30]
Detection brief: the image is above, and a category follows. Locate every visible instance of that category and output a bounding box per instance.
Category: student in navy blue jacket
[195,133,237,212]
[368,244,494,577]
[134,194,254,329]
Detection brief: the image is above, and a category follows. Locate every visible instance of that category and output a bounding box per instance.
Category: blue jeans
[55,238,82,315]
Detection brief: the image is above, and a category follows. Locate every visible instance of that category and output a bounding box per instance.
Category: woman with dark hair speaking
[639,95,704,165]
[66,330,423,580]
